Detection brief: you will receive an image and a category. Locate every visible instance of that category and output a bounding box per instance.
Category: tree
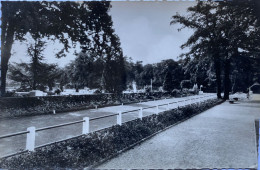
[124,57,136,87]
[171,1,223,98]
[96,2,127,93]
[27,38,46,90]
[1,1,91,96]
[216,0,260,99]
[40,63,61,91]
[74,48,94,88]
[68,1,126,93]
[133,61,144,88]
[163,70,174,92]
[140,64,154,87]
[8,34,61,91]
[171,0,260,99]
[182,55,216,92]
[8,63,32,90]
[8,62,60,91]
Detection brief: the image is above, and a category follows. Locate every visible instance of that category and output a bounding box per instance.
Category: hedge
[0,98,223,169]
[0,92,190,119]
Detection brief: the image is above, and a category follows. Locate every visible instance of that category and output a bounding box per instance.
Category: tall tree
[27,38,46,90]
[216,0,260,99]
[86,1,126,93]
[172,0,260,99]
[171,1,223,98]
[73,48,94,88]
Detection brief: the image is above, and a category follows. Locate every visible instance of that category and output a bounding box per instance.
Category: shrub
[180,80,192,89]
[171,89,181,97]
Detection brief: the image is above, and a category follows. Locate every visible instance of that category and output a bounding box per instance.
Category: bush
[181,88,189,95]
[180,80,192,89]
[171,89,181,97]
[0,98,222,169]
[93,89,102,94]
[3,91,15,97]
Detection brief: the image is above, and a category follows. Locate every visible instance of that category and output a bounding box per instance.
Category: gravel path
[0,94,213,157]
[97,94,260,169]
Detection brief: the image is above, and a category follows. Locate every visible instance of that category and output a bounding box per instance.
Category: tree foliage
[8,62,60,91]
[65,1,126,93]
[122,59,184,91]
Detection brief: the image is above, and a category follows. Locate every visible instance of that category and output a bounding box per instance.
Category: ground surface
[0,94,213,157]
[97,94,260,169]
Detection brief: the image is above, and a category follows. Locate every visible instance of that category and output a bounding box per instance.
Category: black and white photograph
[0,0,260,169]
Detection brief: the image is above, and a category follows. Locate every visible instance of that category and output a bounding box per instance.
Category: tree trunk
[224,58,231,100]
[48,83,53,91]
[32,41,39,90]
[1,23,14,96]
[1,59,8,96]
[32,80,37,90]
[214,55,222,99]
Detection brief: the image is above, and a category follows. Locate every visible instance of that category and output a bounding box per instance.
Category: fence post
[117,112,122,126]
[82,117,90,134]
[139,108,143,120]
[156,105,159,115]
[26,126,35,152]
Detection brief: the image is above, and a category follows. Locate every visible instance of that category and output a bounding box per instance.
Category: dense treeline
[60,58,188,92]
[6,55,225,94]
[8,51,257,95]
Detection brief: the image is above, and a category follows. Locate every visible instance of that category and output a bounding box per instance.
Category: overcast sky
[10,1,196,67]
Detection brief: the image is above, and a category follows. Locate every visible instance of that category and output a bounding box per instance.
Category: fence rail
[36,120,84,132]
[0,130,29,140]
[90,113,118,121]
[0,94,216,158]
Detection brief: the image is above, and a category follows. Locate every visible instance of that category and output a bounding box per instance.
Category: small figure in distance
[246,88,250,99]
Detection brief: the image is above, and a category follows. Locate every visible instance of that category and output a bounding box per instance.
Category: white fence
[0,94,216,157]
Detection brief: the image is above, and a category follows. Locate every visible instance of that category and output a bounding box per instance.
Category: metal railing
[0,94,216,157]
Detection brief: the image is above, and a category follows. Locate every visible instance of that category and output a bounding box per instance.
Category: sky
[10,1,196,67]
[110,1,195,64]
